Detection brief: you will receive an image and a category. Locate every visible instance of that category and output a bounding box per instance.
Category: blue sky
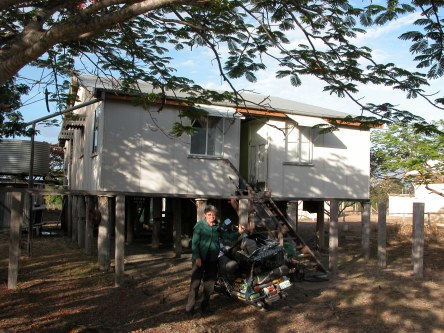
[17,7,444,144]
[167,10,444,121]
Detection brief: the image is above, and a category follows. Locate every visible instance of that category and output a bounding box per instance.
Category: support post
[23,193,31,256]
[98,196,110,271]
[152,197,162,249]
[77,196,86,248]
[286,201,298,232]
[173,198,182,258]
[8,192,23,290]
[362,201,371,261]
[27,123,35,256]
[196,198,207,222]
[412,202,424,278]
[378,202,387,269]
[115,195,125,287]
[239,198,249,229]
[126,197,135,245]
[316,201,325,250]
[67,195,72,238]
[85,196,94,255]
[71,195,78,243]
[329,199,339,276]
[141,197,151,234]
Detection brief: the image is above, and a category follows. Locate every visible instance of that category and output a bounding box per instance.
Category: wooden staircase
[222,158,328,274]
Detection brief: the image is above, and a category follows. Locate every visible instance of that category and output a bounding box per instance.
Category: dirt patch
[1,219,444,333]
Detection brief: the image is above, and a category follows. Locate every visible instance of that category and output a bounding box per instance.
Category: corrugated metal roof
[75,74,349,119]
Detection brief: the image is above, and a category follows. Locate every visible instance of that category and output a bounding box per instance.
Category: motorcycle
[214,234,292,310]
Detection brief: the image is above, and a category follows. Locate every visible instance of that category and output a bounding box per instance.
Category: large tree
[371,121,444,198]
[1,0,443,137]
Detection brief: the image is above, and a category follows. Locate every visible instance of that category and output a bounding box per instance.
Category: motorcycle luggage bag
[249,243,286,271]
[234,241,286,277]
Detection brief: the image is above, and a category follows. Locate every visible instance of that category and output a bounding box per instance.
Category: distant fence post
[362,201,371,261]
[378,202,387,268]
[329,199,339,276]
[412,202,424,278]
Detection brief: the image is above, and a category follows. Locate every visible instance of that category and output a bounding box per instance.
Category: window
[190,116,224,156]
[91,108,100,154]
[285,124,313,164]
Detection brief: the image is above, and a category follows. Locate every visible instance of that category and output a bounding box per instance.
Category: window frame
[189,115,225,157]
[91,107,100,155]
[284,123,314,165]
[78,127,85,158]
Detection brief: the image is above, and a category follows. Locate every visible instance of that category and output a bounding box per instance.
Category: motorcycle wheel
[214,280,224,293]
[254,301,270,312]
[214,278,231,297]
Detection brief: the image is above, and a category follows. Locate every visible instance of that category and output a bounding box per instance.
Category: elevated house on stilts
[58,75,370,280]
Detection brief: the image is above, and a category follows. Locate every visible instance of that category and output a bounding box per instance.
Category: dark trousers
[185,258,218,312]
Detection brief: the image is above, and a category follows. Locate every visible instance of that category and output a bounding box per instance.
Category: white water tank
[0,140,50,176]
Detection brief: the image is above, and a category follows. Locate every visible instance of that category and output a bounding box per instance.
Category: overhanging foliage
[0,1,443,138]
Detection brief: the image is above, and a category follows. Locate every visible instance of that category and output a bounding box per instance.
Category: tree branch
[0,0,210,86]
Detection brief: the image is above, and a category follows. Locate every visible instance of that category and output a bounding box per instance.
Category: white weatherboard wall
[266,118,370,200]
[98,100,241,196]
[66,85,369,200]
[68,86,103,192]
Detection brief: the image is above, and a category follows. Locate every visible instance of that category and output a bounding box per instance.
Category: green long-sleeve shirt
[191,219,220,262]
